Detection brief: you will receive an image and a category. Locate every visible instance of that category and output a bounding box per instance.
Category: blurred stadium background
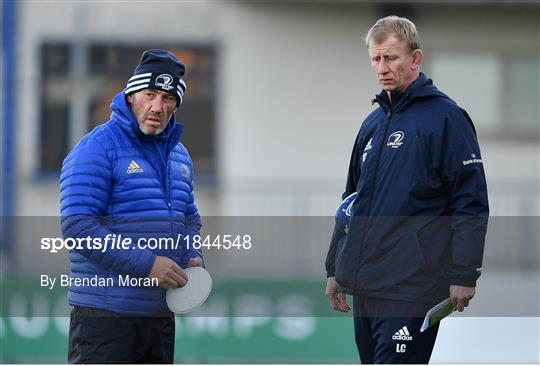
[1,0,539,363]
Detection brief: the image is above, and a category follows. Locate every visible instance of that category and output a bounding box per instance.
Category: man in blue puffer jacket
[325,17,489,364]
[60,49,203,363]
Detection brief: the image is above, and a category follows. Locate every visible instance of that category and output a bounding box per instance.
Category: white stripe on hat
[176,90,184,104]
[178,79,186,92]
[403,327,410,336]
[125,83,150,95]
[126,78,151,89]
[128,72,152,82]
[176,84,185,96]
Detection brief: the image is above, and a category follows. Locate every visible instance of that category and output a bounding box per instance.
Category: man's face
[127,89,178,135]
[368,34,421,92]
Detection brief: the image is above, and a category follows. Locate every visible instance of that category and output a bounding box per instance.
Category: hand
[187,257,202,267]
[148,255,188,289]
[325,277,350,312]
[449,285,475,312]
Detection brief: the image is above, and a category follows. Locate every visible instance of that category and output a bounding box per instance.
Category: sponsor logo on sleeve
[462,153,483,166]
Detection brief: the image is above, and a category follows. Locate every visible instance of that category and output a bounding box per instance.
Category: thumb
[187,257,202,267]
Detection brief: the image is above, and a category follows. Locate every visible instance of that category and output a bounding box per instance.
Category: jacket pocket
[416,217,452,274]
[355,229,431,292]
[335,233,361,290]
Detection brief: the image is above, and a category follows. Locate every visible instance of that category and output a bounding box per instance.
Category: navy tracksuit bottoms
[353,296,440,364]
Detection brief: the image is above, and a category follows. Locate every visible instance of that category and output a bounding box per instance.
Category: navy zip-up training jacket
[326,73,489,304]
[60,90,202,315]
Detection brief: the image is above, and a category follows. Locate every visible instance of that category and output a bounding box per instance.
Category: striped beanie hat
[125,49,186,106]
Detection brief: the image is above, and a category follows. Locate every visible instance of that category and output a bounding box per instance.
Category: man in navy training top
[325,16,489,364]
[61,49,203,363]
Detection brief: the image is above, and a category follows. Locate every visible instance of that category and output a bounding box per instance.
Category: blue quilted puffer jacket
[60,90,202,315]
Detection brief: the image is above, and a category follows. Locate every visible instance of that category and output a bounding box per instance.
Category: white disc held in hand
[166,267,212,314]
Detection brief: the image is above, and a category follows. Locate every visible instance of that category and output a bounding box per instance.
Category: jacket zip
[355,107,392,274]
[154,139,174,236]
[129,137,174,247]
[367,109,392,216]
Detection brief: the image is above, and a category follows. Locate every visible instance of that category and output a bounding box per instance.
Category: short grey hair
[365,16,421,52]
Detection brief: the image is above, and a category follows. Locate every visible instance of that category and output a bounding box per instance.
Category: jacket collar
[374,73,449,113]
